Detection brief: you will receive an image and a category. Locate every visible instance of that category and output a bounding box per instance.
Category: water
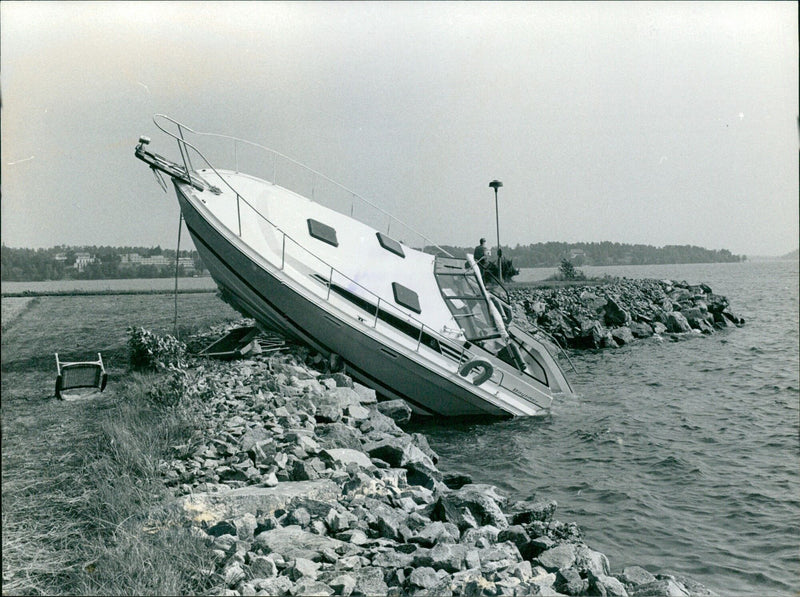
[414,260,799,595]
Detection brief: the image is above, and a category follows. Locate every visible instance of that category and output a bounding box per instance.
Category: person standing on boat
[474,238,490,272]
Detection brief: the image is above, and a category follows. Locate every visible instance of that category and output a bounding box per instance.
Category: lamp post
[489,180,503,282]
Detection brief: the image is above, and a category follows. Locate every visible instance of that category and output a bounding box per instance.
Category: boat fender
[459,359,494,386]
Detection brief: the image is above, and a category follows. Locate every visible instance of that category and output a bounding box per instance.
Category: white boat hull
[135,117,574,417]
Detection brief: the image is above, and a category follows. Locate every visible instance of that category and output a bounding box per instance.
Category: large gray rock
[240,425,272,452]
[174,480,339,526]
[611,326,636,346]
[352,383,378,405]
[629,321,654,338]
[604,296,631,326]
[351,566,389,596]
[575,544,610,576]
[509,499,557,525]
[629,578,690,596]
[435,484,508,530]
[536,543,577,572]
[321,448,373,470]
[409,566,443,590]
[315,422,364,451]
[591,573,629,596]
[664,311,692,333]
[618,566,656,587]
[555,567,588,595]
[376,399,413,425]
[253,525,348,562]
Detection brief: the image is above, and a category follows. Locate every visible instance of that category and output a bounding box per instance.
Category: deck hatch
[376,232,405,258]
[392,282,421,313]
[307,219,338,247]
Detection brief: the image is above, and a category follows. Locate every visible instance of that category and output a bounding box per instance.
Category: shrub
[559,259,586,281]
[147,367,189,407]
[127,326,187,371]
[484,256,519,282]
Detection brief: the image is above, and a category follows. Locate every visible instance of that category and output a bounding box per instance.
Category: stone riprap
[152,327,715,596]
[509,278,745,349]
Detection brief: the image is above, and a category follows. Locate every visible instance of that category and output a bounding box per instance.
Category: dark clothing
[474,244,488,267]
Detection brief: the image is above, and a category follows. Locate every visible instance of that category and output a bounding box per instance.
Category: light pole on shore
[489,180,503,282]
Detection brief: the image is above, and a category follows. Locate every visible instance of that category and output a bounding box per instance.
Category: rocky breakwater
[510,279,745,350]
[149,335,715,596]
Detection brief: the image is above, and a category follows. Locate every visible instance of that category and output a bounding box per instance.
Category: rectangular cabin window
[307,219,338,247]
[392,282,421,314]
[376,232,405,258]
[434,256,501,342]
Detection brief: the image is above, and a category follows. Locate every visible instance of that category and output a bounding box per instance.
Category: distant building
[73,252,95,272]
[119,253,194,273]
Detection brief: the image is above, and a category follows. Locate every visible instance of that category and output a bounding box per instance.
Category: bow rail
[149,114,453,257]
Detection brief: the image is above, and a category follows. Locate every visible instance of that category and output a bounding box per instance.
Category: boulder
[629,578,689,596]
[575,544,610,576]
[618,566,656,587]
[611,326,636,346]
[629,321,654,339]
[443,472,473,490]
[434,484,508,530]
[315,422,364,451]
[320,448,373,470]
[352,383,378,404]
[174,480,340,526]
[329,574,356,597]
[408,566,441,590]
[664,311,692,333]
[253,525,347,562]
[351,566,389,596]
[509,499,557,525]
[555,567,588,595]
[536,543,577,572]
[590,573,629,596]
[604,297,631,326]
[377,399,413,425]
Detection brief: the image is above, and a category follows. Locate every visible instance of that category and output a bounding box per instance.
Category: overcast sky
[1,1,797,257]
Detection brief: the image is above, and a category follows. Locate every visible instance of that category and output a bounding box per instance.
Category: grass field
[1,292,241,595]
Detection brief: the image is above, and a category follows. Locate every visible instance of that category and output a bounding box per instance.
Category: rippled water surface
[415,260,799,596]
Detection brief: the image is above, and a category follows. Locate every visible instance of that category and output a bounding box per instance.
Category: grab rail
[142,115,549,409]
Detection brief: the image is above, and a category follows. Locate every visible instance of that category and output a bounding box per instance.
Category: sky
[1,1,797,257]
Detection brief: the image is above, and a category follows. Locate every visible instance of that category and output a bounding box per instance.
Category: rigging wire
[173,213,183,337]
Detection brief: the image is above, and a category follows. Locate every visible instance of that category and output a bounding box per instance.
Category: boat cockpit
[434,256,550,387]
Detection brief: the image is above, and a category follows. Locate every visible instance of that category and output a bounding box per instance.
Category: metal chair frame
[55,353,108,399]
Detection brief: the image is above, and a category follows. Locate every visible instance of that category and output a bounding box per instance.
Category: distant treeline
[0,245,206,282]
[427,241,746,268]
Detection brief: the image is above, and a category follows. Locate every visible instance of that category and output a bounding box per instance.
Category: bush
[558,259,586,281]
[484,256,519,282]
[127,326,187,371]
[147,367,189,407]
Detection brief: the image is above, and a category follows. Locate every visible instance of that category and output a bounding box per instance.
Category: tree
[559,259,585,281]
[484,256,519,282]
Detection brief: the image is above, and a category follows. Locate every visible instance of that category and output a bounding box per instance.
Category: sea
[2,261,797,594]
[414,259,799,596]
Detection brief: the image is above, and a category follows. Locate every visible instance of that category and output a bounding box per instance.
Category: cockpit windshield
[434,257,500,342]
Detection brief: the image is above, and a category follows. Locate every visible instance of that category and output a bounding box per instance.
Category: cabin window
[307,219,338,247]
[376,232,405,258]
[392,282,421,313]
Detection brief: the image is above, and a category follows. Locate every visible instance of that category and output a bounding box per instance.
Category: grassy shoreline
[1,294,240,595]
[1,288,216,298]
